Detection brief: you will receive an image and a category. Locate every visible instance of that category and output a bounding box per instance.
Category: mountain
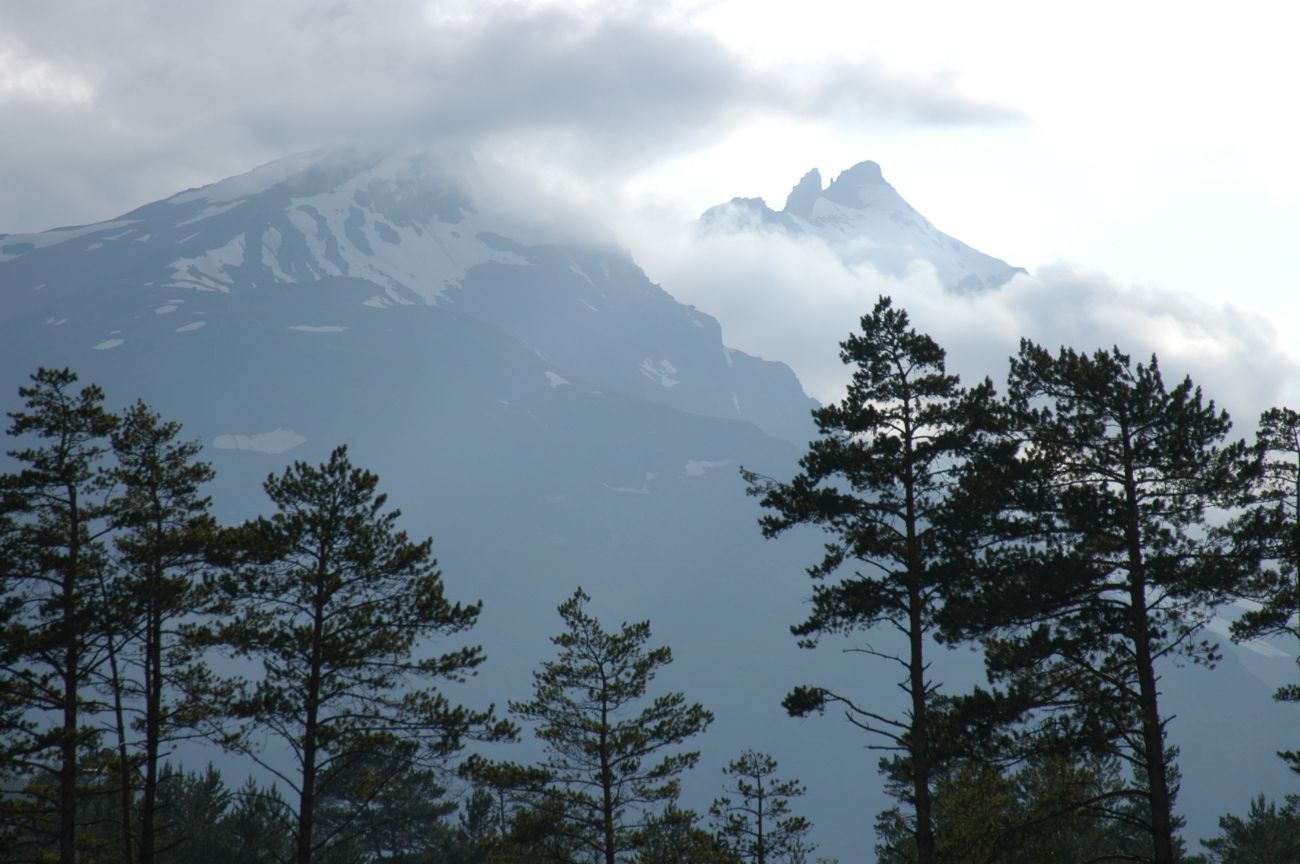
[0,150,816,445]
[0,151,1293,860]
[700,160,1026,293]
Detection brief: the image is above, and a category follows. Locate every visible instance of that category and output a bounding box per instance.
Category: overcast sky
[3,0,1298,413]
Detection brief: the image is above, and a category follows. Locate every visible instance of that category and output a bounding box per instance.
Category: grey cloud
[0,0,1019,232]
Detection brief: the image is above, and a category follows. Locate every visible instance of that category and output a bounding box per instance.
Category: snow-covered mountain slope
[700,160,1026,293]
[0,150,816,444]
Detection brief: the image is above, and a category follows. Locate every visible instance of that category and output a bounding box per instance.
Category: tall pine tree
[209,445,507,864]
[107,400,223,864]
[0,368,118,864]
[743,297,996,864]
[508,587,713,864]
[965,342,1250,864]
[1225,406,1300,771]
[709,750,813,864]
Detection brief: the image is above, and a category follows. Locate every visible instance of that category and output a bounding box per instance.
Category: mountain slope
[700,160,1026,293]
[0,149,816,444]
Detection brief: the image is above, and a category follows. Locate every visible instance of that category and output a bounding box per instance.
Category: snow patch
[154,304,178,315]
[176,200,241,227]
[490,250,530,266]
[578,298,602,312]
[603,477,653,495]
[93,338,124,350]
[284,179,500,303]
[287,207,344,279]
[212,429,307,455]
[544,371,571,388]
[685,459,733,477]
[169,233,246,292]
[174,321,206,333]
[44,317,67,326]
[568,262,598,287]
[639,358,680,388]
[260,227,294,283]
[1207,615,1293,659]
[0,220,136,262]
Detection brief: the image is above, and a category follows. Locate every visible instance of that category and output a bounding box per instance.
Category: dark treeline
[1,295,1299,864]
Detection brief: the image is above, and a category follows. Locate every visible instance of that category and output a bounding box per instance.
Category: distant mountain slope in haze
[700,160,1026,293]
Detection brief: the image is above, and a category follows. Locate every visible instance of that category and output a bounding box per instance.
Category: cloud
[622,214,1296,430]
[0,42,94,104]
[0,0,1018,232]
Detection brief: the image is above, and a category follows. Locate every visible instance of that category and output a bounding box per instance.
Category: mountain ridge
[700,159,1027,293]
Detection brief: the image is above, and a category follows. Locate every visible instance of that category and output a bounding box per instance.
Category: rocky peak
[782,168,823,217]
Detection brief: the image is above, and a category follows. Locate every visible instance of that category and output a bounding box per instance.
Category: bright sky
[2,0,1298,410]
[638,0,1300,319]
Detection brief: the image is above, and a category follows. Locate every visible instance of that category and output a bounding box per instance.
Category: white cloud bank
[622,216,1298,430]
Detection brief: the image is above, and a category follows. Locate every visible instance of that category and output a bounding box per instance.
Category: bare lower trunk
[909,591,936,864]
[1131,586,1176,864]
[107,636,136,864]
[60,661,77,864]
[140,602,163,864]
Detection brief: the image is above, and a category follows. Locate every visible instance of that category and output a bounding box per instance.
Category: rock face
[700,160,1026,293]
[0,151,1292,858]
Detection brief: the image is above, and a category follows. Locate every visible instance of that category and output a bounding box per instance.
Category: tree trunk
[908,588,936,864]
[140,596,163,864]
[1123,437,1176,864]
[60,660,77,864]
[297,569,328,864]
[903,427,936,864]
[600,694,615,864]
[59,488,81,864]
[106,634,135,864]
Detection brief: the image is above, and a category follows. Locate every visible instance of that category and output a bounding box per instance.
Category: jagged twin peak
[700,160,1025,294]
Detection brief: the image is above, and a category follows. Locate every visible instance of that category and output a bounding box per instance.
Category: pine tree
[1225,406,1300,771]
[1201,795,1300,864]
[107,400,222,864]
[743,297,997,864]
[640,805,737,864]
[709,750,812,864]
[152,763,234,864]
[508,587,713,864]
[0,368,118,864]
[966,342,1250,864]
[312,737,457,863]
[225,777,294,864]
[873,754,1150,864]
[209,445,508,864]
